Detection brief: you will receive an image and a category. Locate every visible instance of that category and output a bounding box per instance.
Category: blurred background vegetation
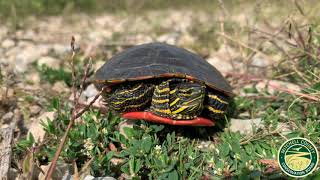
[0,0,217,17]
[1,0,320,30]
[2,0,317,21]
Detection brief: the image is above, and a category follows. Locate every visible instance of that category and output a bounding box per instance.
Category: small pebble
[1,39,15,49]
[30,105,41,115]
[1,112,14,123]
[84,84,99,98]
[84,175,116,180]
[229,118,263,135]
[52,81,69,93]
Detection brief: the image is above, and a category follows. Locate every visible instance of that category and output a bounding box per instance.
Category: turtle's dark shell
[95,42,233,96]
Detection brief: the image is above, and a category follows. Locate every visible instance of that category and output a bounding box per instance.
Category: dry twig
[217,32,270,60]
[44,37,103,180]
[268,81,319,101]
[259,159,280,174]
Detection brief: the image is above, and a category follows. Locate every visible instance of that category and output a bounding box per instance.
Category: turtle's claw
[121,112,215,126]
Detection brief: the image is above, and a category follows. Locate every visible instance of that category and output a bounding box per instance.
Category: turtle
[94,42,234,126]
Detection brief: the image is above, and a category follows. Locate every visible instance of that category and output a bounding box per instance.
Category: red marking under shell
[122,111,215,126]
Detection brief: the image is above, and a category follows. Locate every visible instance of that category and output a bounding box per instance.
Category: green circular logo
[278,137,319,177]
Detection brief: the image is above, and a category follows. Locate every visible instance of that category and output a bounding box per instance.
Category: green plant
[36,64,72,86]
[14,133,35,156]
[14,90,320,179]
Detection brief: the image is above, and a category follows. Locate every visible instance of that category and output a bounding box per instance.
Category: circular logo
[278,137,319,177]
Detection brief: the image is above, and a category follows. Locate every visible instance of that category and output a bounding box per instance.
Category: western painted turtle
[94,42,234,126]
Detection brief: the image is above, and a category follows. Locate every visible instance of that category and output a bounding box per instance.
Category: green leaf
[22,153,33,174]
[102,151,115,164]
[109,114,121,125]
[150,125,165,132]
[239,150,249,163]
[154,159,163,167]
[230,140,241,154]
[141,135,152,153]
[312,82,320,91]
[255,143,264,157]
[134,159,142,173]
[243,87,258,94]
[166,133,172,146]
[123,127,136,139]
[129,156,135,175]
[28,133,35,144]
[129,156,142,175]
[51,97,60,110]
[86,123,98,140]
[184,162,191,169]
[168,170,179,180]
[216,160,224,169]
[121,163,129,174]
[219,142,230,157]
[244,143,253,155]
[113,131,128,146]
[286,131,301,139]
[128,142,140,155]
[259,142,271,150]
[163,160,177,173]
[119,150,130,157]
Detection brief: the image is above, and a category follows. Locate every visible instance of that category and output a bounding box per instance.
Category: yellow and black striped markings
[112,99,151,112]
[106,78,229,120]
[150,81,171,115]
[205,92,229,116]
[116,83,143,95]
[151,79,205,120]
[108,83,154,112]
[208,94,228,104]
[206,106,224,114]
